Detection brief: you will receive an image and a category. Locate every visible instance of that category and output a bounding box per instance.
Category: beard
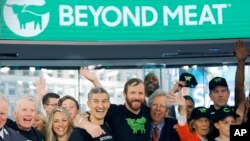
[146,89,155,97]
[146,85,159,97]
[125,97,144,111]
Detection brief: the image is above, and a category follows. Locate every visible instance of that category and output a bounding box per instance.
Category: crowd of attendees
[0,40,249,141]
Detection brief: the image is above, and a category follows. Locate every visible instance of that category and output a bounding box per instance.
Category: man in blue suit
[0,95,27,141]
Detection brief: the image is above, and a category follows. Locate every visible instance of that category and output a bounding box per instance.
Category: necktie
[152,126,159,141]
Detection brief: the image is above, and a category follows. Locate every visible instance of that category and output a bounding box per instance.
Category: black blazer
[158,118,180,141]
[2,126,28,141]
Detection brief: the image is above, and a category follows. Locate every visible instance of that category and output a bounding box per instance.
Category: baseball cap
[210,106,239,123]
[190,106,210,120]
[209,77,228,91]
[179,73,198,88]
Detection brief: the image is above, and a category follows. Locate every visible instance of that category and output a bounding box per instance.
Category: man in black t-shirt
[104,78,151,141]
[76,76,151,141]
[207,77,236,140]
[69,87,114,141]
[207,77,233,114]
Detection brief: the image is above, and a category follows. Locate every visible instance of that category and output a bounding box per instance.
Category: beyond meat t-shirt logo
[126,116,146,134]
[3,0,50,37]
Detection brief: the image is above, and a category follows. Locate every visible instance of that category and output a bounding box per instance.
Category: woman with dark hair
[58,95,80,120]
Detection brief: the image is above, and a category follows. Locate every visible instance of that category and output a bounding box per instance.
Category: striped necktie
[152,126,159,141]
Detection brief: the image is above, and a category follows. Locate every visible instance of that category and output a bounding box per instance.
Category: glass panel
[0,65,248,117]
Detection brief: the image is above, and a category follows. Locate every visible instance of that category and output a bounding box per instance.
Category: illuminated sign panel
[1,0,250,41]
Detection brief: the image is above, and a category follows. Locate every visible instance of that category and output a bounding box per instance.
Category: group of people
[0,40,249,141]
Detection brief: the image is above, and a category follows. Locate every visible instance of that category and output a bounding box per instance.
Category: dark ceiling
[0,39,250,67]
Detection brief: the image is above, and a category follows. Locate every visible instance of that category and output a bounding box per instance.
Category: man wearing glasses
[42,93,60,117]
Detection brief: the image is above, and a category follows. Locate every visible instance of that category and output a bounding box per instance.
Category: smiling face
[88,93,110,124]
[144,74,160,97]
[61,99,79,119]
[124,83,145,113]
[0,99,8,128]
[14,99,36,131]
[43,98,59,116]
[33,114,46,133]
[150,95,168,125]
[52,111,70,139]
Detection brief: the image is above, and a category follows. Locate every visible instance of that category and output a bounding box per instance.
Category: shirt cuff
[178,113,187,126]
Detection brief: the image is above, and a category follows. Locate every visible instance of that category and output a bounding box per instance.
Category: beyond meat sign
[1,0,250,41]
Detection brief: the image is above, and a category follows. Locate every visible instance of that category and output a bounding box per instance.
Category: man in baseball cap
[207,77,231,140]
[209,77,228,91]
[208,77,230,111]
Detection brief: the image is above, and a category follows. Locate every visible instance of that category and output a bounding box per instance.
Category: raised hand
[170,81,186,93]
[167,81,186,106]
[235,40,248,61]
[80,67,102,87]
[80,67,97,82]
[36,74,47,101]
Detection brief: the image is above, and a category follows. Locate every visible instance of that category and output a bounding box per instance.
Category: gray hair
[87,87,110,101]
[0,95,9,110]
[14,95,38,112]
[147,89,167,107]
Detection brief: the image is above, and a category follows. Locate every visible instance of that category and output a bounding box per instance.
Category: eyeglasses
[151,103,168,110]
[0,112,7,118]
[46,103,58,107]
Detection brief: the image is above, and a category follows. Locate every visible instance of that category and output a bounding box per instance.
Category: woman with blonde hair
[33,111,47,136]
[46,107,74,141]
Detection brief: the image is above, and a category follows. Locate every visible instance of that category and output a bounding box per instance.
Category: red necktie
[152,127,159,141]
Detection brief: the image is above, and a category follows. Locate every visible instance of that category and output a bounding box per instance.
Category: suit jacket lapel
[3,128,12,141]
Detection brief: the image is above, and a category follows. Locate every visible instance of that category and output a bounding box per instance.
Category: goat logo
[3,0,50,37]
[126,116,146,134]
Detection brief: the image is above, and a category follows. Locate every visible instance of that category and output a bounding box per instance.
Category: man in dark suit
[148,90,180,141]
[0,95,27,141]
[7,95,45,141]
